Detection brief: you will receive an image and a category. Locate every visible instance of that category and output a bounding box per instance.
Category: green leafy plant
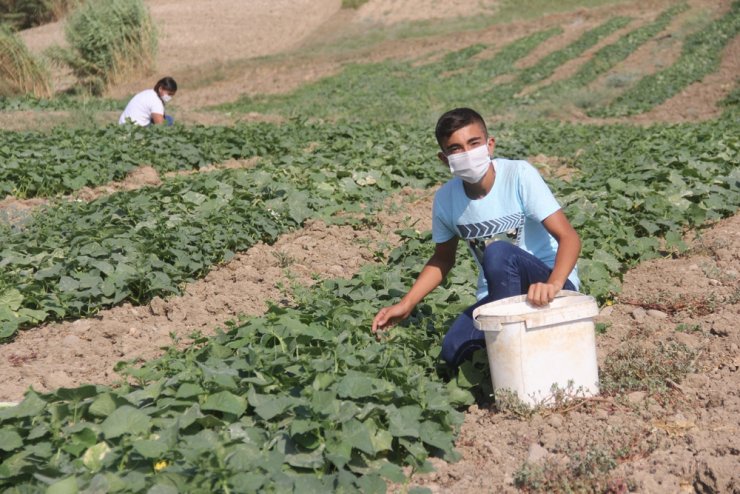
[515,16,632,87]
[1,115,737,339]
[0,229,475,492]
[217,28,562,122]
[216,6,736,122]
[479,16,633,112]
[0,2,737,490]
[0,93,124,111]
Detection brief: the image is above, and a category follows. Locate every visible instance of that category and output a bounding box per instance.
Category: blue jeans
[164,115,174,126]
[440,242,576,367]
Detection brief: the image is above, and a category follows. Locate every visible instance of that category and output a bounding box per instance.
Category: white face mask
[161,94,172,103]
[446,143,491,183]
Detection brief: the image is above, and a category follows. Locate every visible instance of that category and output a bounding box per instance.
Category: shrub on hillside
[0,0,80,30]
[0,25,52,98]
[341,0,370,8]
[48,0,157,95]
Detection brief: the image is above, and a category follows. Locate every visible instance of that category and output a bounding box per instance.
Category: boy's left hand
[527,282,560,306]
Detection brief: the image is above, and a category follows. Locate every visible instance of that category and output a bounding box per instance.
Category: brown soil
[353,0,500,25]
[4,0,740,490]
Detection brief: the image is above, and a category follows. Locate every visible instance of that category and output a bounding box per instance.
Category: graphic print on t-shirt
[457,212,524,265]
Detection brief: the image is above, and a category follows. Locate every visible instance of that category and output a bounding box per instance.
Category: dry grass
[0,26,52,98]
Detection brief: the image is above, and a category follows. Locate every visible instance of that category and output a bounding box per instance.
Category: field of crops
[1,0,739,492]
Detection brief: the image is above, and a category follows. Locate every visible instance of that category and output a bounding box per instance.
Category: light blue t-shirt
[432,158,579,300]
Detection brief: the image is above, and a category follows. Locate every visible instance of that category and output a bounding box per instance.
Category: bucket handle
[473,290,598,332]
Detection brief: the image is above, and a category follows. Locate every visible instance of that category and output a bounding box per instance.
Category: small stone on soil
[710,325,730,337]
[62,335,81,347]
[548,413,564,428]
[527,443,549,464]
[632,307,647,322]
[627,391,647,404]
[647,309,668,319]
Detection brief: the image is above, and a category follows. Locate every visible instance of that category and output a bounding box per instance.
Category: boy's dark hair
[435,108,487,149]
[154,76,177,93]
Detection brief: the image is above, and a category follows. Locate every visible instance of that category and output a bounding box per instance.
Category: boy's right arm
[372,237,458,333]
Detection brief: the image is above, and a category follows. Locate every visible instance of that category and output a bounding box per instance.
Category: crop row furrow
[213,5,736,122]
[476,16,634,110]
[530,3,689,102]
[0,123,290,199]
[1,118,737,341]
[588,0,740,117]
[216,27,563,121]
[0,121,439,339]
[0,227,478,492]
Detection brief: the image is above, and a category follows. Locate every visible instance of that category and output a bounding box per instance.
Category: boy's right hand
[372,302,412,337]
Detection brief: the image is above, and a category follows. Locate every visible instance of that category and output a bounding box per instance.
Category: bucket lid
[473,290,599,331]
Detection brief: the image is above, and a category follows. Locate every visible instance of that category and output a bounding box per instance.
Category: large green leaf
[101,406,151,439]
[201,391,247,416]
[0,430,22,451]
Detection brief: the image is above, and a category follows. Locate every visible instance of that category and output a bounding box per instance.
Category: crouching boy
[372,107,581,367]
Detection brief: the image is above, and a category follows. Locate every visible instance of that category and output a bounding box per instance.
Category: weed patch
[341,0,369,8]
[514,450,629,493]
[514,428,656,492]
[600,340,696,394]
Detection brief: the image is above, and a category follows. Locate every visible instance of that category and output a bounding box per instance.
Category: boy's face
[437,122,495,165]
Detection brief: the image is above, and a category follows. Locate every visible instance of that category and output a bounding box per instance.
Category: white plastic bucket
[473,290,600,406]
